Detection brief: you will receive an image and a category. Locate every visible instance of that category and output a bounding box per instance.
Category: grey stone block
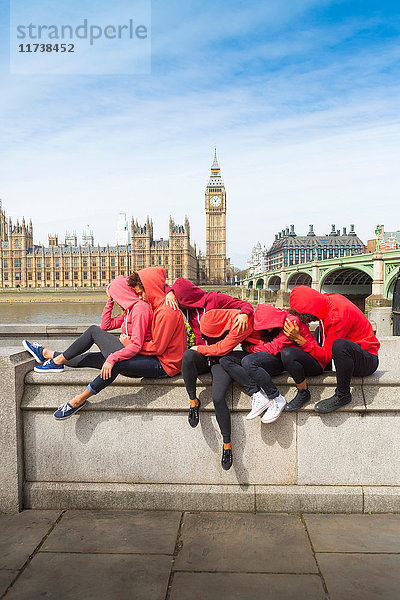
[42,509,181,554]
[170,573,326,600]
[363,486,400,513]
[304,514,400,552]
[297,412,400,485]
[0,510,61,569]
[256,485,363,513]
[317,553,400,600]
[23,411,296,485]
[24,482,256,512]
[0,354,34,513]
[174,513,318,573]
[5,552,172,600]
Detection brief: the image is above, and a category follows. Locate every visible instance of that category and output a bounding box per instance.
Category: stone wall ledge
[22,368,399,413]
[24,482,400,514]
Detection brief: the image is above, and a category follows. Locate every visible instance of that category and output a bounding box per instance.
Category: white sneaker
[261,394,286,424]
[246,390,272,420]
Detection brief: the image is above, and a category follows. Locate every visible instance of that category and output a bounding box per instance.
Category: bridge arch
[256,278,264,290]
[248,280,254,289]
[267,275,281,291]
[385,270,400,299]
[320,268,372,310]
[287,272,312,291]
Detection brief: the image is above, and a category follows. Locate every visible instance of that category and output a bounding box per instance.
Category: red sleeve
[196,326,254,357]
[100,300,124,331]
[140,309,180,355]
[247,316,316,356]
[107,303,152,365]
[164,284,173,294]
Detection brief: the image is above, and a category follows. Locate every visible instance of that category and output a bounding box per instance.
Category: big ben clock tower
[205,148,227,284]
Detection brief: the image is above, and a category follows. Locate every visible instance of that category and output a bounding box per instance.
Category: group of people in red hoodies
[23,268,380,472]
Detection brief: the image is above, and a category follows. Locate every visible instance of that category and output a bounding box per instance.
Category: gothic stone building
[0,151,229,288]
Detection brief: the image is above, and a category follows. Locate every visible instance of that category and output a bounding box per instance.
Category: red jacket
[246,303,323,363]
[290,286,380,365]
[138,267,187,376]
[100,275,152,366]
[165,277,254,345]
[195,309,257,357]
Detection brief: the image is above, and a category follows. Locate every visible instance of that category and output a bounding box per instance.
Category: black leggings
[332,338,379,395]
[280,347,323,383]
[54,325,167,394]
[181,349,233,444]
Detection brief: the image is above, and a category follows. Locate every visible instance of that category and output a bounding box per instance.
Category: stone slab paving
[0,511,61,569]
[41,509,182,555]
[1,511,400,599]
[304,514,400,552]
[169,573,326,600]
[173,512,318,573]
[4,554,173,600]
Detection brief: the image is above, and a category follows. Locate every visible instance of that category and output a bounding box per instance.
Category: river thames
[0,302,106,325]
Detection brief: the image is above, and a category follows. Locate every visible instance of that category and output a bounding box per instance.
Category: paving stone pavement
[1,510,400,599]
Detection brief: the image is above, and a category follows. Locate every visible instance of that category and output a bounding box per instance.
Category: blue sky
[1,0,399,267]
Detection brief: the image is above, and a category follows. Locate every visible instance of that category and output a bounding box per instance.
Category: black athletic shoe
[221,447,233,471]
[188,400,200,428]
[314,392,352,414]
[285,388,311,412]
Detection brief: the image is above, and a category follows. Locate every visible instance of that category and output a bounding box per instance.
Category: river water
[0,302,106,325]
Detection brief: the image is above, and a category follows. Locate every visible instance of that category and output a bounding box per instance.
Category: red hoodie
[246,303,324,364]
[290,286,380,365]
[165,277,254,345]
[195,309,257,357]
[138,267,187,376]
[100,275,153,366]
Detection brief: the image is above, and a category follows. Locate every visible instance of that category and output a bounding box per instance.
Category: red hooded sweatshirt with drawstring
[289,286,380,365]
[138,267,187,376]
[100,275,153,366]
[164,278,254,345]
[195,309,257,357]
[246,303,325,364]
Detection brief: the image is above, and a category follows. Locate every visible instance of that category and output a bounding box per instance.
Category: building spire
[211,146,219,169]
[208,147,223,187]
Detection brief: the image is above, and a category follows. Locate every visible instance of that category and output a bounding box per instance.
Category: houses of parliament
[0,150,231,289]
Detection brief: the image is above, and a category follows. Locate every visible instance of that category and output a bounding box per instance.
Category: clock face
[210,195,222,207]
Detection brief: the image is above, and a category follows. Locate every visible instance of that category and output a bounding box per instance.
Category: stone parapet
[1,346,400,514]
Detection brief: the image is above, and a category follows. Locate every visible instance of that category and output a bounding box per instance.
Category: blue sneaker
[54,401,87,420]
[34,359,64,373]
[23,339,45,363]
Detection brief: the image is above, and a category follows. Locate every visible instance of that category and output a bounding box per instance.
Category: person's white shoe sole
[246,399,272,420]
[261,401,286,424]
[34,367,64,373]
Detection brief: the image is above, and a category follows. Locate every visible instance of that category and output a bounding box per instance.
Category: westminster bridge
[242,250,400,305]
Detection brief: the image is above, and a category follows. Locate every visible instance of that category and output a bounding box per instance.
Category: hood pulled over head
[107,275,140,310]
[253,303,286,330]
[200,309,240,338]
[138,267,167,310]
[290,286,328,319]
[173,278,207,308]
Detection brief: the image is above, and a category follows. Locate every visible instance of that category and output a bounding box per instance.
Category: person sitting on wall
[219,302,325,419]
[285,285,380,413]
[162,277,254,430]
[22,268,186,420]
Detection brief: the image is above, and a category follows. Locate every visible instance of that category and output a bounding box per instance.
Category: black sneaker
[285,388,311,412]
[314,392,352,414]
[221,447,233,471]
[188,399,200,428]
